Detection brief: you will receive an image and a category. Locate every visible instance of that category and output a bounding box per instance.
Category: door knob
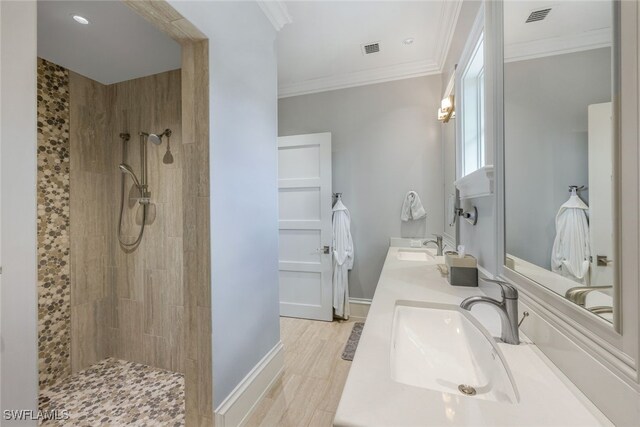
[316,246,331,254]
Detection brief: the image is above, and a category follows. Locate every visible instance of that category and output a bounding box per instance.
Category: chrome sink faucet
[423,234,444,256]
[460,279,520,345]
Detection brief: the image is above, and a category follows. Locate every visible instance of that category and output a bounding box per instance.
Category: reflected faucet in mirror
[565,286,613,307]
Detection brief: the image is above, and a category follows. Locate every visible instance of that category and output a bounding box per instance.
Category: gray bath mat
[341,322,365,361]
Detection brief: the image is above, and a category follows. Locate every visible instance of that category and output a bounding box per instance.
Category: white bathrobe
[332,200,354,319]
[551,194,591,284]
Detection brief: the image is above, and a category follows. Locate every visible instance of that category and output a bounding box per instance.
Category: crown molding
[505,27,612,63]
[435,0,464,68]
[278,59,440,98]
[257,1,292,32]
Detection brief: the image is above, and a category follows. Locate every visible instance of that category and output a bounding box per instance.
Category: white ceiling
[504,1,612,62]
[37,0,181,85]
[277,1,462,98]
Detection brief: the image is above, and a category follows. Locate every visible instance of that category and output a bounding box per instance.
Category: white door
[278,133,333,321]
[588,102,613,286]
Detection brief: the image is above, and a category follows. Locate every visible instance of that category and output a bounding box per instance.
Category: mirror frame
[492,0,640,385]
[441,72,458,248]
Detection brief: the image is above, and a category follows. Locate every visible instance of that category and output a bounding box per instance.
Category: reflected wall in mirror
[503,1,616,323]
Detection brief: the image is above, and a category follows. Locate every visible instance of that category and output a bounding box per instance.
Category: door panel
[588,102,614,286]
[278,133,332,321]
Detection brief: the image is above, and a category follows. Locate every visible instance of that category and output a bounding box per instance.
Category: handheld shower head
[119,163,142,188]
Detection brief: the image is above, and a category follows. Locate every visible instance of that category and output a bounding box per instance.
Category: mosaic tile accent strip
[37,58,71,387]
[39,358,185,426]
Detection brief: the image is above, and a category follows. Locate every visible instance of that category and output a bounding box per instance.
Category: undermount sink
[390,301,519,403]
[396,248,435,261]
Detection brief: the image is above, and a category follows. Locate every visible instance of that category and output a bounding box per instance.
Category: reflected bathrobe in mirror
[332,200,354,319]
[551,194,591,284]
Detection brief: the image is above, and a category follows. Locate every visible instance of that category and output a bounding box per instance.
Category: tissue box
[445,253,478,287]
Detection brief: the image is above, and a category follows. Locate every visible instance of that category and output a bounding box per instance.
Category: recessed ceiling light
[403,38,414,45]
[72,15,90,25]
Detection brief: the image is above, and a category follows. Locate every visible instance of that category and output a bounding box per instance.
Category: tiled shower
[36,57,186,424]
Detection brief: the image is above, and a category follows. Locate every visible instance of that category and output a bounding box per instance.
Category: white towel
[401,191,426,222]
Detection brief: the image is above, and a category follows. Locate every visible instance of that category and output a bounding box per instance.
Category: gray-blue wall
[279,76,444,300]
[170,0,280,407]
[504,48,611,269]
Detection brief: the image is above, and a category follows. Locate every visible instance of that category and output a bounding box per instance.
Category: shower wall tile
[170,306,185,372]
[69,70,112,374]
[117,298,145,363]
[109,70,184,374]
[37,58,72,387]
[196,197,211,305]
[143,334,172,371]
[70,301,108,373]
[182,39,212,424]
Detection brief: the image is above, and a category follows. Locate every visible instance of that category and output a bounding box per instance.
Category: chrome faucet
[460,279,520,345]
[423,234,444,256]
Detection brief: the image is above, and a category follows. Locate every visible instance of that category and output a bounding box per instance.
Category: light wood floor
[245,317,358,427]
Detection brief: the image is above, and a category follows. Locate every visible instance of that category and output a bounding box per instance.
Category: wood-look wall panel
[109,69,184,374]
[122,0,207,43]
[180,37,213,425]
[69,70,113,374]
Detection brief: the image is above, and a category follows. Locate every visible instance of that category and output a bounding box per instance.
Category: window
[460,34,485,177]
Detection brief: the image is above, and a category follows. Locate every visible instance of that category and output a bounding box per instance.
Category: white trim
[277,0,463,98]
[517,295,639,426]
[443,72,455,98]
[454,164,494,200]
[278,59,440,98]
[257,1,292,32]
[504,28,612,63]
[349,298,371,321]
[455,5,485,181]
[434,0,464,70]
[214,341,285,427]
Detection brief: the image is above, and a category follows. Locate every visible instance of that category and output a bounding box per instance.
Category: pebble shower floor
[39,358,185,426]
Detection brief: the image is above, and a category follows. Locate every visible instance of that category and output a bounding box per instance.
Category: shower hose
[117,172,146,248]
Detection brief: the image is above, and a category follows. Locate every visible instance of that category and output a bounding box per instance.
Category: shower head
[148,134,163,145]
[119,163,141,188]
[141,129,172,146]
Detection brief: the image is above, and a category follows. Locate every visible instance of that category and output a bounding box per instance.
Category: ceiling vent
[361,42,381,55]
[525,8,551,23]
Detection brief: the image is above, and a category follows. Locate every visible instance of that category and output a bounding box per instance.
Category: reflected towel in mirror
[551,193,590,285]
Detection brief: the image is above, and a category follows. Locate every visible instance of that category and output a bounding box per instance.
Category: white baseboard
[349,298,372,321]
[214,341,284,427]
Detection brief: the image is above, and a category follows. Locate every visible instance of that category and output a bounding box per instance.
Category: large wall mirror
[503,1,616,323]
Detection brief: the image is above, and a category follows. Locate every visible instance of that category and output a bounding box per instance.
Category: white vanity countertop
[334,246,612,427]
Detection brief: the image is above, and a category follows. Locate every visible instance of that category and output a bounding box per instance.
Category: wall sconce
[438,95,455,123]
